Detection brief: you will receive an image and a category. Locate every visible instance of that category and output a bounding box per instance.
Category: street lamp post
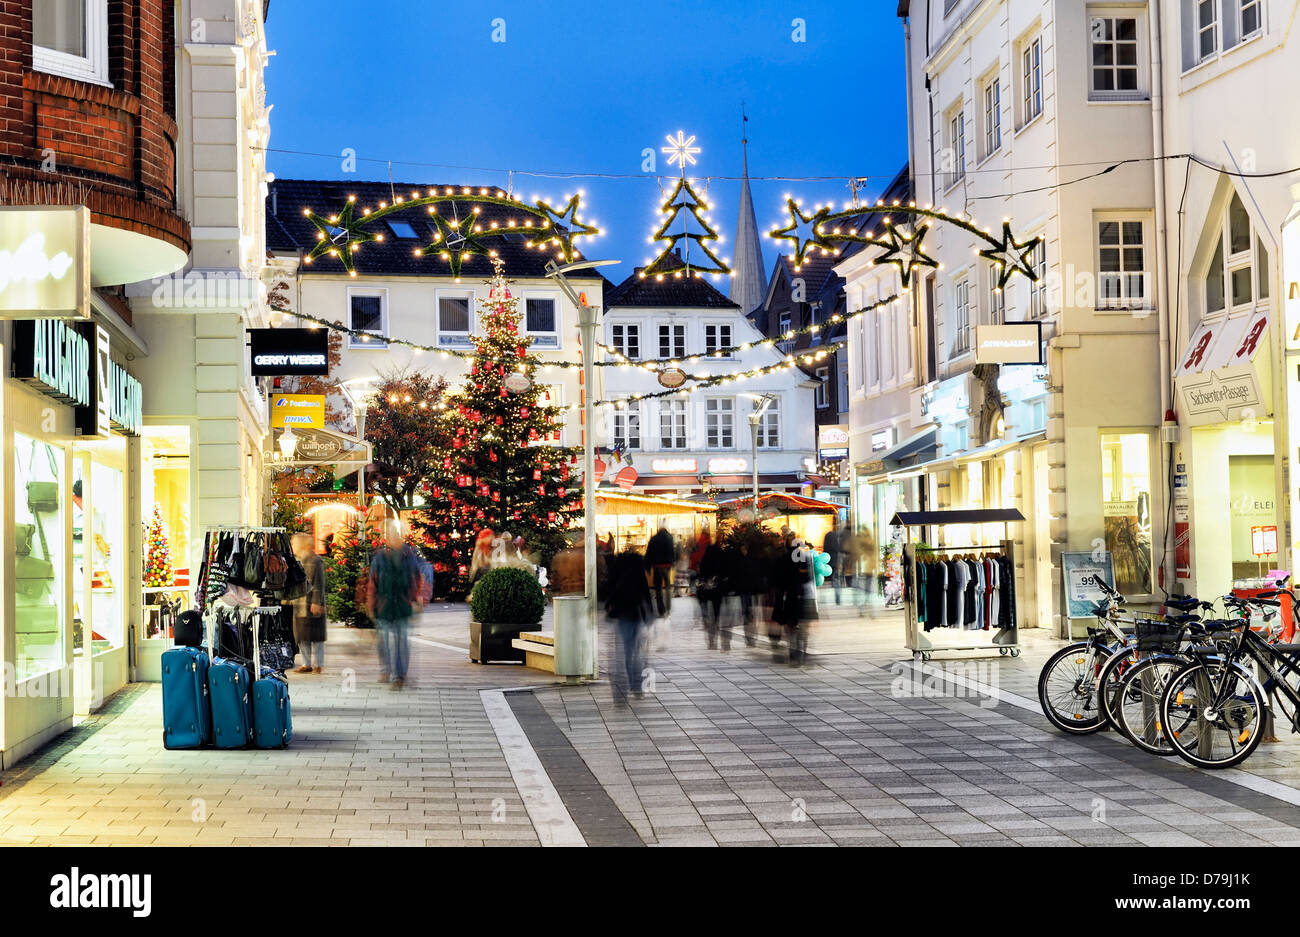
[743,393,777,519]
[546,258,619,681]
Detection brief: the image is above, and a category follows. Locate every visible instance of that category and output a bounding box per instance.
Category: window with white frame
[1195,0,1219,62]
[612,401,641,449]
[611,322,640,359]
[1089,13,1143,98]
[815,367,830,408]
[1184,0,1263,68]
[1240,0,1263,38]
[659,399,687,449]
[1020,34,1043,126]
[987,263,1006,323]
[705,398,735,448]
[1027,239,1048,318]
[658,323,685,358]
[946,106,966,187]
[33,0,109,85]
[777,311,793,352]
[756,399,780,448]
[951,278,971,356]
[1097,218,1147,307]
[437,294,473,347]
[704,323,733,357]
[524,296,558,348]
[980,76,1002,160]
[348,290,387,348]
[1203,189,1271,317]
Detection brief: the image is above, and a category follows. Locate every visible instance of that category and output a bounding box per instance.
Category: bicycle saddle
[1165,595,1201,612]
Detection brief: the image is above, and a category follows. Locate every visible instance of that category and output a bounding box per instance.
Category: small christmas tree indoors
[144,504,173,587]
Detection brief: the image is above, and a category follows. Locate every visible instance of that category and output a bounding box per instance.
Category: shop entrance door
[1032,445,1053,631]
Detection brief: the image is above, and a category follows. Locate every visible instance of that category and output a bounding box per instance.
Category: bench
[511,632,556,673]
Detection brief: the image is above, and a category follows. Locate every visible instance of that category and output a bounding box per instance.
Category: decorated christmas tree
[643,131,730,278]
[143,504,173,587]
[411,259,584,598]
[324,522,379,628]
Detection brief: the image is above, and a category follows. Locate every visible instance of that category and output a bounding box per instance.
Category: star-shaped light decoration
[870,220,937,287]
[305,200,377,274]
[527,193,599,262]
[423,207,494,277]
[769,199,839,269]
[662,130,701,172]
[978,221,1041,289]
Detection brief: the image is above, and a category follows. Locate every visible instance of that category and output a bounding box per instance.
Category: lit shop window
[15,434,65,681]
[1100,432,1153,594]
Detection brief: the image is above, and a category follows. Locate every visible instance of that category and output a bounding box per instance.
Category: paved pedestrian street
[6,594,1300,847]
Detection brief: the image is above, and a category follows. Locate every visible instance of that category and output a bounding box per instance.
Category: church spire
[730,107,767,317]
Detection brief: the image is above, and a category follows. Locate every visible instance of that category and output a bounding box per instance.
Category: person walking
[773,533,814,665]
[291,532,328,674]
[644,524,676,618]
[696,535,728,649]
[606,550,653,705]
[366,520,424,689]
[730,537,763,647]
[823,520,844,605]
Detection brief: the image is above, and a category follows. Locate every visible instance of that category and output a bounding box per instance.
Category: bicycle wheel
[1160,660,1267,769]
[1096,645,1139,732]
[1038,641,1113,734]
[1114,655,1184,755]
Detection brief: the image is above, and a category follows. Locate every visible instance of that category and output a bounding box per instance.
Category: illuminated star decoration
[769,198,840,270]
[423,206,494,277]
[528,193,599,262]
[305,200,377,275]
[979,221,1041,288]
[871,220,938,288]
[662,131,701,173]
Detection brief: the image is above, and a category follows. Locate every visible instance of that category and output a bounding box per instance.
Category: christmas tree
[411,258,584,598]
[643,177,730,278]
[143,504,173,587]
[324,523,378,628]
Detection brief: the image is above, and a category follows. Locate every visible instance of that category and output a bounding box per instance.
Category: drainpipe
[1149,0,1176,596]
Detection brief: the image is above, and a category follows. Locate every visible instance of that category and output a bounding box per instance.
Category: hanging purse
[15,522,35,556]
[263,541,288,589]
[242,534,264,586]
[26,481,58,513]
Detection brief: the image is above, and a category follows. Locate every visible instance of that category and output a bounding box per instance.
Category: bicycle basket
[1134,619,1182,654]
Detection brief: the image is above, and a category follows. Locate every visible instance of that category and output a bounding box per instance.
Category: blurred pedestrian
[645,524,676,618]
[291,532,328,674]
[773,533,814,665]
[731,537,763,647]
[366,520,424,689]
[606,550,653,705]
[696,535,727,649]
[823,519,844,605]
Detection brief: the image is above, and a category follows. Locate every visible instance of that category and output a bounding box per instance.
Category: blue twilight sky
[263,0,909,289]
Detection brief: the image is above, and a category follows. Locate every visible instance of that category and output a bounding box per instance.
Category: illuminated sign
[818,424,849,447]
[0,206,90,318]
[12,319,92,407]
[706,457,748,474]
[270,394,326,428]
[248,328,329,376]
[650,457,698,473]
[974,321,1044,365]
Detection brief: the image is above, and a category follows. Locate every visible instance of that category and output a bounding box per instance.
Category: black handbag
[242,536,264,586]
[277,533,310,600]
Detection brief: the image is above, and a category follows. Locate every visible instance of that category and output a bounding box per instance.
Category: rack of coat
[915,550,1015,633]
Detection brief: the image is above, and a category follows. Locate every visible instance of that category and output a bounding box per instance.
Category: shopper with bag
[291,533,328,674]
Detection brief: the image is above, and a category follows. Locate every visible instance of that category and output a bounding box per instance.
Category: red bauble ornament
[500,388,508,398]
[432,487,441,499]
[496,416,504,426]
[548,512,556,522]
[520,407,529,418]
[471,364,478,375]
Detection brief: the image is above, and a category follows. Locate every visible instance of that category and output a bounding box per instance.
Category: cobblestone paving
[3,590,1300,846]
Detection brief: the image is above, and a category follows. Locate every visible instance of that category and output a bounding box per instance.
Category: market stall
[717,492,840,547]
[594,490,718,554]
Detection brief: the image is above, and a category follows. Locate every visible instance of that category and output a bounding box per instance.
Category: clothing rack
[890,508,1025,662]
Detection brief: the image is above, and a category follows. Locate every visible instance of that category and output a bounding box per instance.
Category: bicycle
[1159,590,1300,769]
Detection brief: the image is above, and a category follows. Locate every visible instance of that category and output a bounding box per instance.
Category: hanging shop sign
[248,328,329,376]
[1178,308,1272,426]
[503,372,532,394]
[706,457,748,474]
[293,429,347,462]
[1062,551,1116,620]
[0,206,90,319]
[270,393,325,428]
[657,367,687,389]
[614,466,638,490]
[818,424,849,448]
[11,318,92,407]
[650,457,697,473]
[974,321,1044,365]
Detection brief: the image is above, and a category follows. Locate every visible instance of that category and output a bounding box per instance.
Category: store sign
[109,360,143,435]
[248,328,329,376]
[706,457,748,474]
[818,424,849,448]
[615,466,638,490]
[1252,525,1279,557]
[270,393,325,428]
[871,430,891,452]
[294,429,347,461]
[1180,367,1264,425]
[650,457,697,473]
[974,321,1044,365]
[1062,551,1116,619]
[11,318,92,407]
[75,324,112,437]
[0,206,90,319]
[504,372,532,394]
[819,447,849,461]
[657,367,687,389]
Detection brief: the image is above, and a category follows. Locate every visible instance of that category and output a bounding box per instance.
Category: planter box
[469,620,530,664]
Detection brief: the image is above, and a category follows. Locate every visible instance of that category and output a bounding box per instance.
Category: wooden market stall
[717,492,840,548]
[594,490,719,554]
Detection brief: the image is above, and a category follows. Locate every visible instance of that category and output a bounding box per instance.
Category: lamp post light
[545,258,619,681]
[742,393,778,520]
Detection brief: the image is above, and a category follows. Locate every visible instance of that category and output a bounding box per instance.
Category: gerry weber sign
[248,328,330,376]
[0,206,90,319]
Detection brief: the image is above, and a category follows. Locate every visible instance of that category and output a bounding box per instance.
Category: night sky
[263,0,909,288]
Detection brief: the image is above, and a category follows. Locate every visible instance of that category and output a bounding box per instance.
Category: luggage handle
[251,605,281,676]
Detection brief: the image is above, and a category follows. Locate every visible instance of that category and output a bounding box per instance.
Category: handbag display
[242,537,264,585]
[26,480,58,513]
[15,522,35,556]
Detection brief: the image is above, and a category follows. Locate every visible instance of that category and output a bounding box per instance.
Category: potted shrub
[469,567,545,663]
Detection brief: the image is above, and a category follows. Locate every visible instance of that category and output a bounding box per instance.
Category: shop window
[14,434,65,681]
[1100,432,1153,595]
[33,0,108,85]
[143,427,192,642]
[73,458,125,656]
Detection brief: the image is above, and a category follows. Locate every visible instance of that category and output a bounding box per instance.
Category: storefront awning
[595,491,719,517]
[861,427,937,480]
[891,508,1025,526]
[717,492,839,516]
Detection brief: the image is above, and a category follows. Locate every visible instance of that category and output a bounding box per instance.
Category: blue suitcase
[208,657,253,749]
[161,646,211,749]
[253,670,292,748]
